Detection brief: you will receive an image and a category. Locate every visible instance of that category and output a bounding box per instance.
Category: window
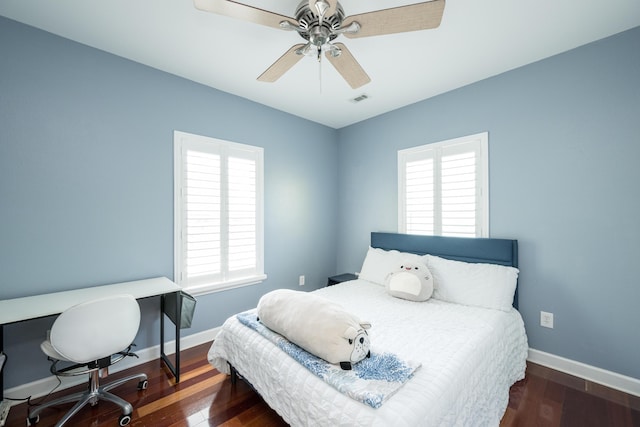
[174,131,265,295]
[398,132,488,237]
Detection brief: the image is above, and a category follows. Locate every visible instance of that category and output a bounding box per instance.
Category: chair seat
[41,339,67,362]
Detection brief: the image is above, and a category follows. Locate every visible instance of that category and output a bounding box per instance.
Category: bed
[208,232,529,426]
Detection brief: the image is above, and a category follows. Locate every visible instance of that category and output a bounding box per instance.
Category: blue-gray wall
[0,16,338,388]
[336,26,640,380]
[2,14,639,390]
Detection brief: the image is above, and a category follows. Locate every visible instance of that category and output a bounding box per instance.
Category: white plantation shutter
[404,157,435,235]
[175,131,265,294]
[185,149,222,282]
[440,143,481,236]
[227,155,258,275]
[399,133,488,237]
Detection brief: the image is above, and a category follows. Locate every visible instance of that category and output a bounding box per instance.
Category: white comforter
[208,280,528,426]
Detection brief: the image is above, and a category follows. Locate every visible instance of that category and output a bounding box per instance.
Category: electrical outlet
[540,311,554,329]
[298,275,305,286]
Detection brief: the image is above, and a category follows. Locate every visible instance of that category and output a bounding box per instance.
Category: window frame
[398,132,489,237]
[173,130,266,296]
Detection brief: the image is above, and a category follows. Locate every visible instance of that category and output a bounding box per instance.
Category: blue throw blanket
[236,311,421,409]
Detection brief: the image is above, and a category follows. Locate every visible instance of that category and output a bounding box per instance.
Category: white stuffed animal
[257,289,371,370]
[385,261,434,302]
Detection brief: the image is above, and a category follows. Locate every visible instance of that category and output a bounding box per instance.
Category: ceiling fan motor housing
[295,0,345,47]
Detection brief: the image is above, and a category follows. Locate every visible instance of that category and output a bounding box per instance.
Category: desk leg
[160,296,165,366]
[1,324,4,400]
[160,293,181,383]
[175,309,180,383]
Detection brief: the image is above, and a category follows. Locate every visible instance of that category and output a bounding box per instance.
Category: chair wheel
[26,415,40,426]
[119,413,132,426]
[138,379,148,390]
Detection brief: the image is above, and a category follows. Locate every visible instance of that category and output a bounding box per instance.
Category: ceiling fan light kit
[194,0,446,89]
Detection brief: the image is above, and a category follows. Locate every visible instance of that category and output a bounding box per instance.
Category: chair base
[27,371,148,427]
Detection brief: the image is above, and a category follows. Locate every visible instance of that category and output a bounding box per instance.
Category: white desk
[0,277,183,399]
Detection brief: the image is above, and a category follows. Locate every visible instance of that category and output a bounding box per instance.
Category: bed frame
[229,232,519,388]
[370,232,519,309]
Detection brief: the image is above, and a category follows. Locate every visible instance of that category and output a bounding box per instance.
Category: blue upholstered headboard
[370,232,519,309]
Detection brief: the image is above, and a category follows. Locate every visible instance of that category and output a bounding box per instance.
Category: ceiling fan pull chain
[319,53,323,94]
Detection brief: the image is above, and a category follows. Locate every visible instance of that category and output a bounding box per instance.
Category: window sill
[183,274,267,297]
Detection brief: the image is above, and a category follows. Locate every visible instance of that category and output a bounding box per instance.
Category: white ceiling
[1,0,639,129]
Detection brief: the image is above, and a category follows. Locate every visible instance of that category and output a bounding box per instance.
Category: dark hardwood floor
[4,342,639,426]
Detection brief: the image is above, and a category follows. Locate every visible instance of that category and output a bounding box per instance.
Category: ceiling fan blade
[324,43,371,89]
[342,0,445,39]
[194,0,298,29]
[257,44,307,83]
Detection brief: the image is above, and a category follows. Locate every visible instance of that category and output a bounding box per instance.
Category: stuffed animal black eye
[400,265,404,269]
[414,267,419,270]
[348,339,353,345]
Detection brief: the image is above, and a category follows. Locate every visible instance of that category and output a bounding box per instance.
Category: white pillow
[423,254,519,312]
[358,247,422,286]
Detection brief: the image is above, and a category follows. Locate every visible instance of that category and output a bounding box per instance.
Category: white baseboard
[10,336,636,407]
[3,327,221,406]
[528,348,640,397]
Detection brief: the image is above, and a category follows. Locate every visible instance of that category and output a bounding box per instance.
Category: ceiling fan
[193,0,446,89]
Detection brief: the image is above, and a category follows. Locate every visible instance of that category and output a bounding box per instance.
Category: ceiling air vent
[350,94,370,103]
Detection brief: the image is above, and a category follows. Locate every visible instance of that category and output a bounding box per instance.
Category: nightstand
[327,273,358,287]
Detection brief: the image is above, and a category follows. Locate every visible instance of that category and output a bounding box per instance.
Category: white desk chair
[27,294,148,427]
